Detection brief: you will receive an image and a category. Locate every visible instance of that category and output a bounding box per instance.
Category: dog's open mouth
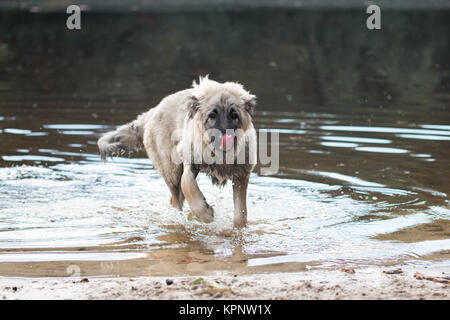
[220,134,234,151]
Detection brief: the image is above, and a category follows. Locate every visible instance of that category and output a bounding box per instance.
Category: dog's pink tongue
[220,134,233,151]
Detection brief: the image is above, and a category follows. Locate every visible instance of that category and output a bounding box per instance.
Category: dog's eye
[230,111,238,120]
[208,109,218,120]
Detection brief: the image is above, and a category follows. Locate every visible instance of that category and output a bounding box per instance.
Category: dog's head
[188,76,256,152]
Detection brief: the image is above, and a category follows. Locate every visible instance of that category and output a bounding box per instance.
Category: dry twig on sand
[414,272,450,284]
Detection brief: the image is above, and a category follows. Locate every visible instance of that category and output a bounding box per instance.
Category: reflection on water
[0,9,449,277]
[0,111,449,276]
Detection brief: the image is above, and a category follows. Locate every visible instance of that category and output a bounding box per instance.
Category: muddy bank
[1,264,448,300]
[2,0,450,12]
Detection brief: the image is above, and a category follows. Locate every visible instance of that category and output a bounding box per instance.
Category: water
[0,9,449,277]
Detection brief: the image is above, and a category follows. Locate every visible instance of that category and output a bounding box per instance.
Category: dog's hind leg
[168,184,183,210]
[146,145,185,210]
[172,166,199,210]
[181,164,214,223]
[161,164,185,210]
[171,184,185,210]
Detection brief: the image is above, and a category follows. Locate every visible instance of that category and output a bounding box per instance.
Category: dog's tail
[97,114,146,162]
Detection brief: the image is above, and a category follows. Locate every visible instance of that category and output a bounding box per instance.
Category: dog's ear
[187,95,200,118]
[243,94,256,118]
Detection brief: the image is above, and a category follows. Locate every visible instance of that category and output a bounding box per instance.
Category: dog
[98,76,257,228]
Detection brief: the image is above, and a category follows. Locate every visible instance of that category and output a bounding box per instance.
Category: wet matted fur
[98,76,257,228]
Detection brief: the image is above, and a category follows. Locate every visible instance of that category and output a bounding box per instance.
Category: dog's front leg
[232,173,250,228]
[181,165,214,223]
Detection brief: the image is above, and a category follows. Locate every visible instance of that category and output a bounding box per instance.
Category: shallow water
[0,10,449,277]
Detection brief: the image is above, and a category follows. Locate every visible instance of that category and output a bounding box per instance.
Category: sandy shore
[1,264,448,300]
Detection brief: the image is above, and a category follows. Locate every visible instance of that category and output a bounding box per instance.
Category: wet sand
[1,264,448,300]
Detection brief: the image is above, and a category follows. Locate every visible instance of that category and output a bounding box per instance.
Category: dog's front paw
[197,204,214,223]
